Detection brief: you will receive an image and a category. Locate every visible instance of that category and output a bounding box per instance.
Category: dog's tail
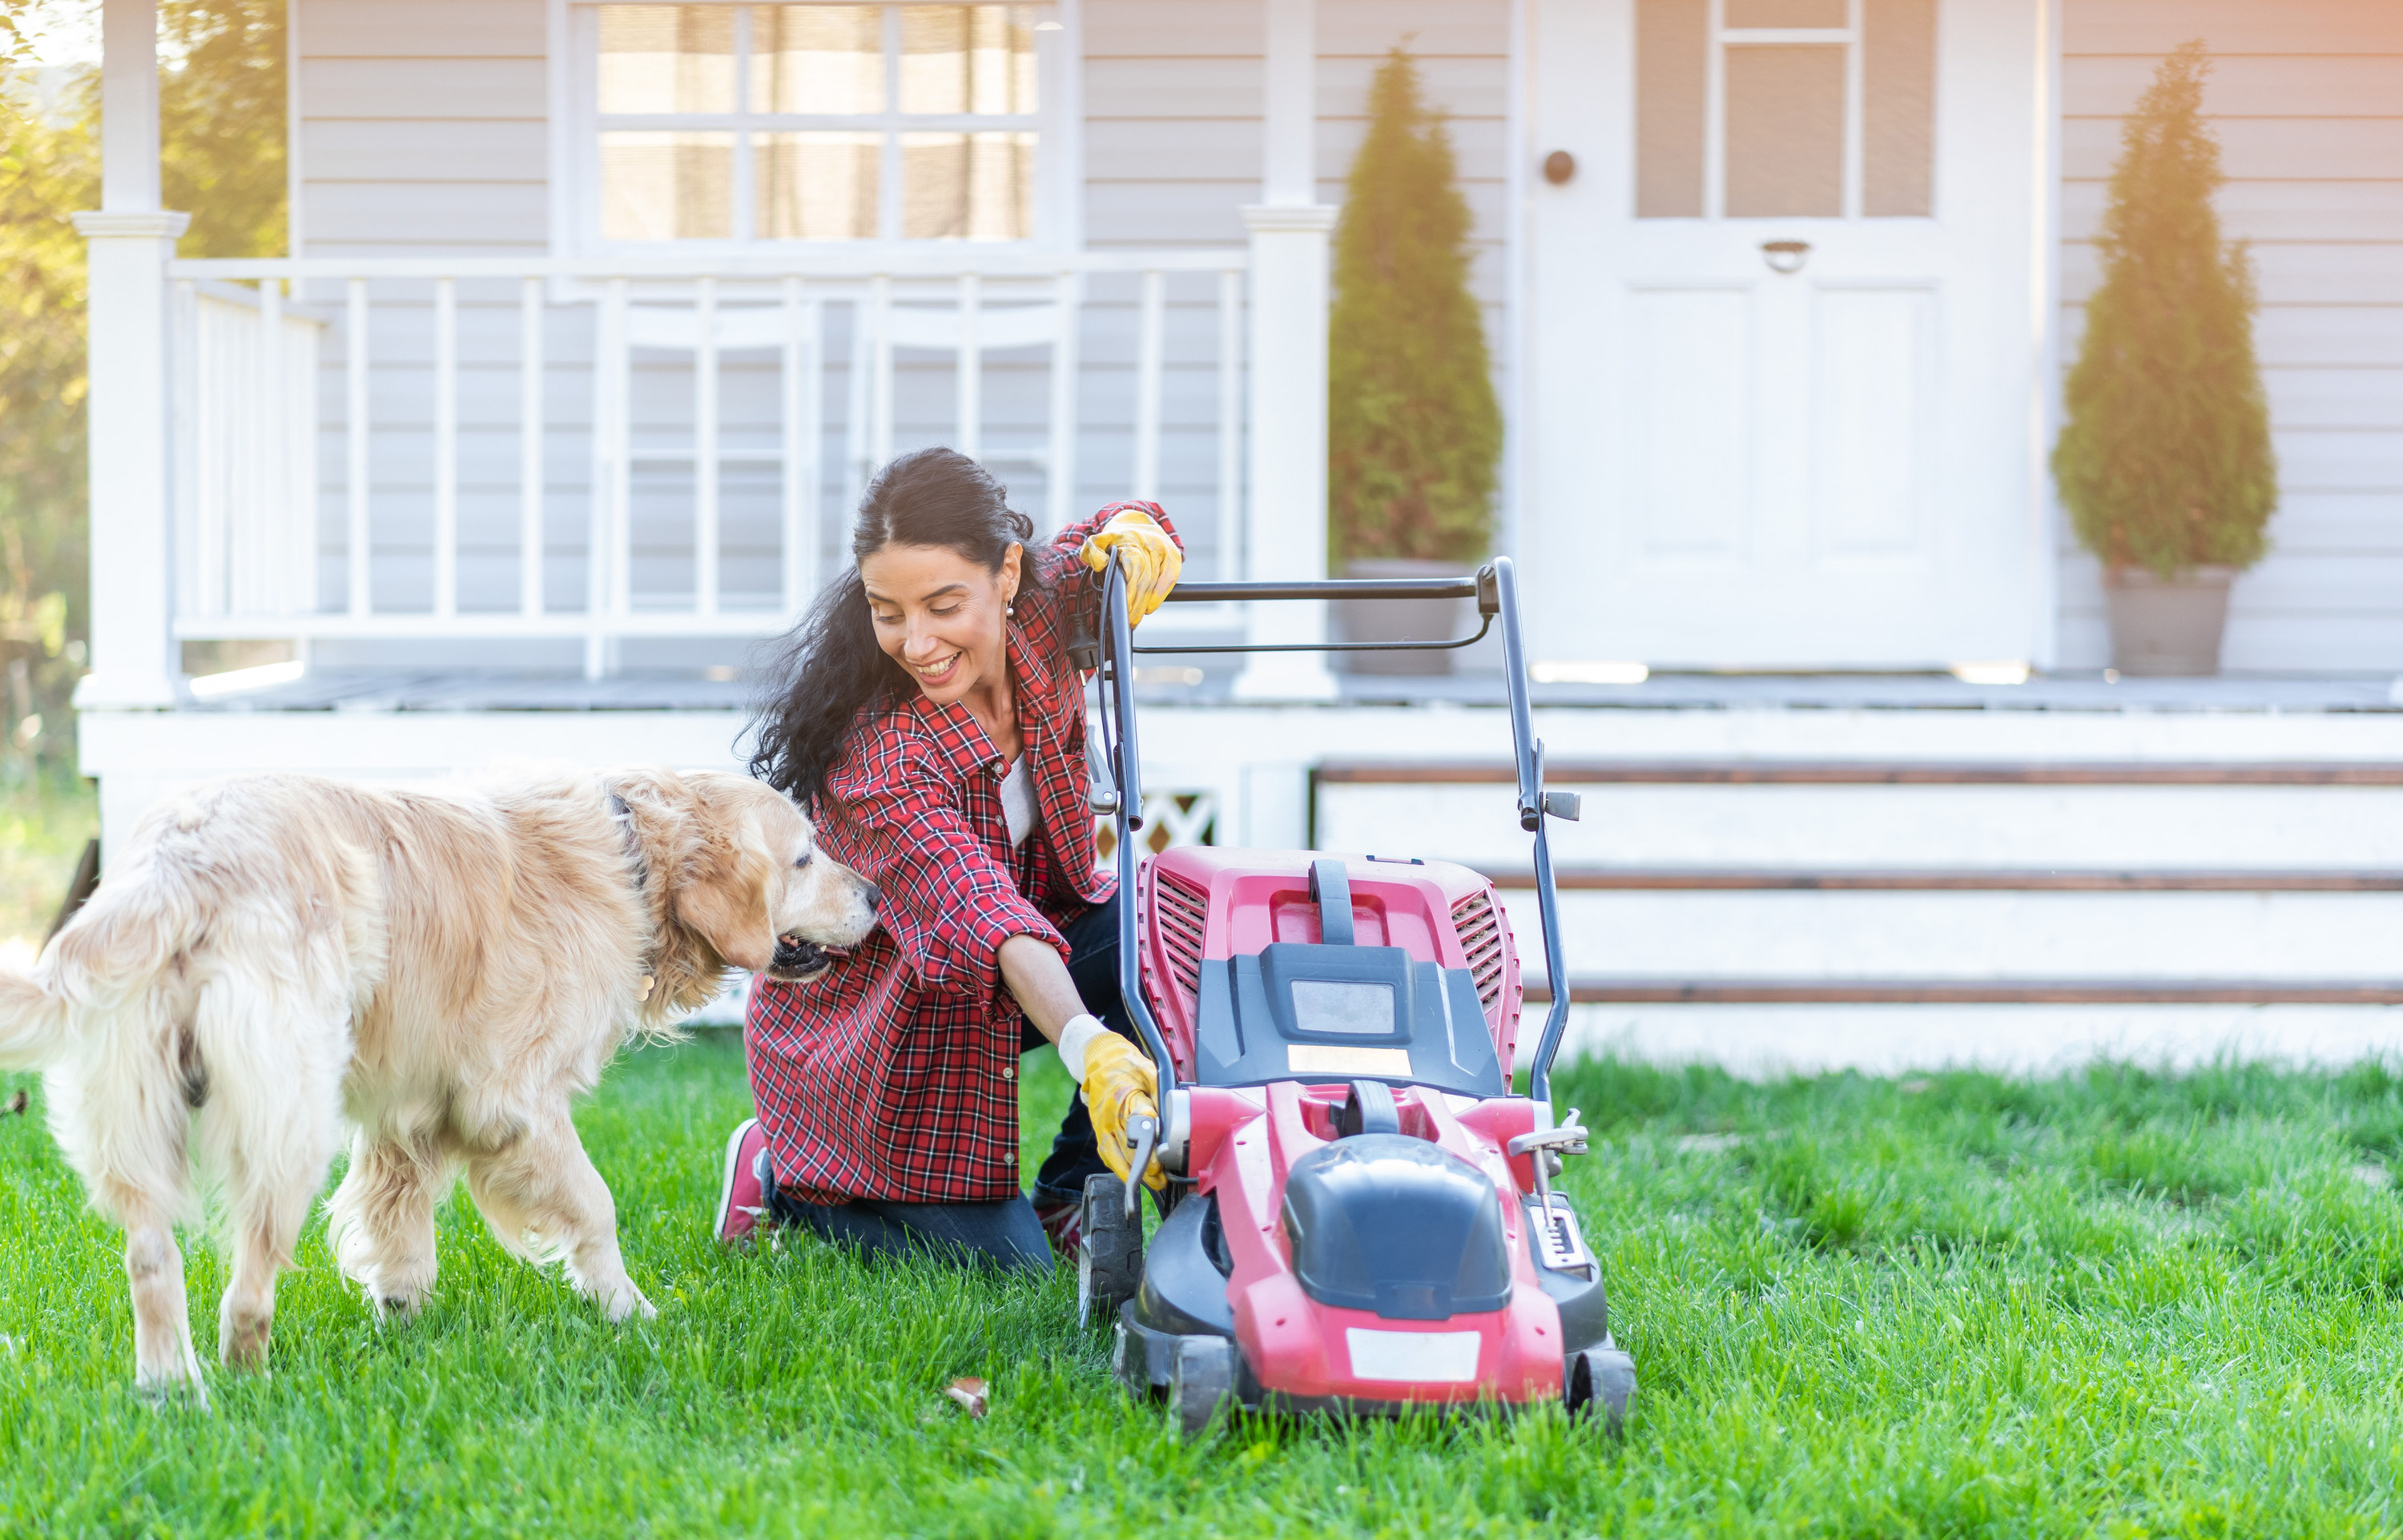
[0,855,194,1073]
[0,969,68,1072]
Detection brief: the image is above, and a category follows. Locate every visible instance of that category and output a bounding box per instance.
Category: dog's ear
[674,818,775,973]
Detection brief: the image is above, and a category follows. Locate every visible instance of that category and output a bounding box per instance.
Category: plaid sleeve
[827,742,1069,997]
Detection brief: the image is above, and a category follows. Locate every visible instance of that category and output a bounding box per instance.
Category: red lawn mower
[1073,557,1634,1435]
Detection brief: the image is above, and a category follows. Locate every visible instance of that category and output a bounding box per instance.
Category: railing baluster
[869,272,894,468]
[172,279,199,619]
[694,277,719,617]
[1047,269,1081,532]
[608,277,634,627]
[1133,268,1165,503]
[433,275,457,617]
[1217,266,1243,584]
[258,277,284,616]
[956,271,980,462]
[348,278,371,617]
[587,277,629,680]
[781,275,819,611]
[519,277,544,617]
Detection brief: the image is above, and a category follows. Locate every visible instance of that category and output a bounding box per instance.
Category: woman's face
[859,541,1023,706]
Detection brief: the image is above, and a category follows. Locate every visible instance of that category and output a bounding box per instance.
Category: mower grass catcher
[1074,557,1635,1437]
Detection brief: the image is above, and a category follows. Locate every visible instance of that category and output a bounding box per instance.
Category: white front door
[1523,0,2047,669]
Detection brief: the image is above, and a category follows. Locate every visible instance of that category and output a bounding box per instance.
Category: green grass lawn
[9,1042,2403,1537]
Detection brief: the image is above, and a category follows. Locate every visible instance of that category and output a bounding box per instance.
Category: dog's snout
[859,883,880,915]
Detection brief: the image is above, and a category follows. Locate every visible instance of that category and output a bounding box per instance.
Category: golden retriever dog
[0,766,875,1402]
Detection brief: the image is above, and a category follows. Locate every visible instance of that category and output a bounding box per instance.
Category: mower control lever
[1122,1112,1159,1220]
[1510,1108,1591,1221]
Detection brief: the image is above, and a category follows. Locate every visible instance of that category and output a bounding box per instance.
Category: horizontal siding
[296,0,548,258]
[2058,0,2403,672]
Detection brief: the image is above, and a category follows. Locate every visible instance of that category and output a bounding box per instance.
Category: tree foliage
[1326,48,1500,566]
[0,0,282,770]
[2052,40,2276,577]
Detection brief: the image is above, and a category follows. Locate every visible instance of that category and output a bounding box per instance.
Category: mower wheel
[1078,1173,1143,1329]
[1567,1340,1638,1434]
[1169,1336,1235,1437]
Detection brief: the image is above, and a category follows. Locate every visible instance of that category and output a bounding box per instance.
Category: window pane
[753,5,884,114]
[1636,0,1705,217]
[601,131,734,239]
[1724,46,1843,217]
[900,6,1038,115]
[1725,0,1845,26]
[1864,0,1934,215]
[903,131,1035,238]
[758,131,882,238]
[598,6,735,114]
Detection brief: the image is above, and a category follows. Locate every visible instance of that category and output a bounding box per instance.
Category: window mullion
[881,3,904,240]
[734,4,755,239]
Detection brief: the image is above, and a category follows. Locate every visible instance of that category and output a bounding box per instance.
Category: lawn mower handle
[1093,556,1580,1133]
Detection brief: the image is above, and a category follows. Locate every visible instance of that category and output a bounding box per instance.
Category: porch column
[72,0,185,711]
[1231,0,1338,702]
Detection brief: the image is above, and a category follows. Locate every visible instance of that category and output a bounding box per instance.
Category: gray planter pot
[1332,558,1474,676]
[2103,565,2236,677]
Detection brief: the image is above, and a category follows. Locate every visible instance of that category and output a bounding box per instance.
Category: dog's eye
[793,850,813,869]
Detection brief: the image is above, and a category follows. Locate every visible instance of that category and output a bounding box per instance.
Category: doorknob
[1761,240,1810,275]
[1542,150,1576,186]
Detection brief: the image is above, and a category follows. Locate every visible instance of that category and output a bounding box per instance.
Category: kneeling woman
[714,448,1180,1269]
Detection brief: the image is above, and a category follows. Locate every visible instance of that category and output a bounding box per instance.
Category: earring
[1005,598,1016,617]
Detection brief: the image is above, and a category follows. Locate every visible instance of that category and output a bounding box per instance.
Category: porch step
[1310,758,2403,1051]
[1312,760,2403,869]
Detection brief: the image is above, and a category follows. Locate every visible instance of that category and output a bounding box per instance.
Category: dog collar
[606,791,658,1003]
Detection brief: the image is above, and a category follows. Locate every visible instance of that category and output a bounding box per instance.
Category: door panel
[1627,289,1750,558]
[1525,0,2045,669]
[1812,286,1929,556]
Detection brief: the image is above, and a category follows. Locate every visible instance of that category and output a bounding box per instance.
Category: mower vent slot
[1451,891,1506,1012]
[1153,869,1208,1009]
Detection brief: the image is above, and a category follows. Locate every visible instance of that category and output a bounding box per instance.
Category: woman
[713,448,1182,1271]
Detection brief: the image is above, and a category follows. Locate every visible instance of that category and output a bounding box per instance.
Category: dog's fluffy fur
[0,766,875,1401]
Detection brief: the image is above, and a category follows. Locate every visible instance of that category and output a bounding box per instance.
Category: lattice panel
[1093,789,1218,862]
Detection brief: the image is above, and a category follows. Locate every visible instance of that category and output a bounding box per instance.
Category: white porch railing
[163,251,1248,678]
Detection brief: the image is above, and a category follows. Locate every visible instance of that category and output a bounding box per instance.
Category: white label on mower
[1289,1044,1413,1077]
[1346,1329,1482,1385]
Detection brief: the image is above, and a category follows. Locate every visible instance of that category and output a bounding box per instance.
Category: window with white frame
[587,3,1049,243]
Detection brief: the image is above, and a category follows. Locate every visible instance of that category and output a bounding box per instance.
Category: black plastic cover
[1280,1135,1512,1320]
[1189,943,1504,1096]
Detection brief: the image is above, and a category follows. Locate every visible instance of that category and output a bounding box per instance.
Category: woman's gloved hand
[1061,1018,1166,1191]
[1078,507,1181,625]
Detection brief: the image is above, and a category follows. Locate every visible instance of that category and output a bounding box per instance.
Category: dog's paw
[599,1285,657,1324]
[133,1365,211,1413]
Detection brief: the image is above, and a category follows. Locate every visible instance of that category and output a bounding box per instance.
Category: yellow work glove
[1075,1031,1168,1192]
[1077,507,1181,625]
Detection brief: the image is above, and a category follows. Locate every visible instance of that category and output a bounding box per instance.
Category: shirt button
[1002,1065,1016,1080]
[1004,1149,1017,1164]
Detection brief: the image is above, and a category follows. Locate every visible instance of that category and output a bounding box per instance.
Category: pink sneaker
[714,1117,771,1247]
[1036,1198,1082,1261]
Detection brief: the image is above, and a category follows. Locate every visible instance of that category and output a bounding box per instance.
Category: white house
[71,0,2403,1068]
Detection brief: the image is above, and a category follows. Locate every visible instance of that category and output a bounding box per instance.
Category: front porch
[82,665,2403,1068]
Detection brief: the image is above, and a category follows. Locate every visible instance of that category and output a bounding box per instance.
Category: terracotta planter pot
[2103,565,2236,677]
[1332,558,1474,677]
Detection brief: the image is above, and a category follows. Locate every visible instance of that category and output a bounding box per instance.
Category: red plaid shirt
[745,503,1178,1202]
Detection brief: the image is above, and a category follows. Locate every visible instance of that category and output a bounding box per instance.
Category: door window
[1636,0,1933,219]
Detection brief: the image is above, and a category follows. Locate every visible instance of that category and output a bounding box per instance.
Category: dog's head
[668,774,879,984]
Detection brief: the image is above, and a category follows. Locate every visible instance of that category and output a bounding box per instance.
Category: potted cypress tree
[1327,48,1502,676]
[2053,40,2277,676]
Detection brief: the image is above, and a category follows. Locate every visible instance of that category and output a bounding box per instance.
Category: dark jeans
[768,895,1137,1273]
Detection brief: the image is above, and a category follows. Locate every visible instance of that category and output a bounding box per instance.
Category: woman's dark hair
[748,447,1041,807]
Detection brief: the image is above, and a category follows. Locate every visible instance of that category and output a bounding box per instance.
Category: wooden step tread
[1524,979,2403,1005]
[1317,760,2403,787]
[1483,869,2403,892]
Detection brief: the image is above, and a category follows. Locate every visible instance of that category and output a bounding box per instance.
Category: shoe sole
[714,1116,761,1246]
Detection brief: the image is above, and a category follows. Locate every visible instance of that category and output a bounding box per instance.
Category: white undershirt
[1000,755,1037,847]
